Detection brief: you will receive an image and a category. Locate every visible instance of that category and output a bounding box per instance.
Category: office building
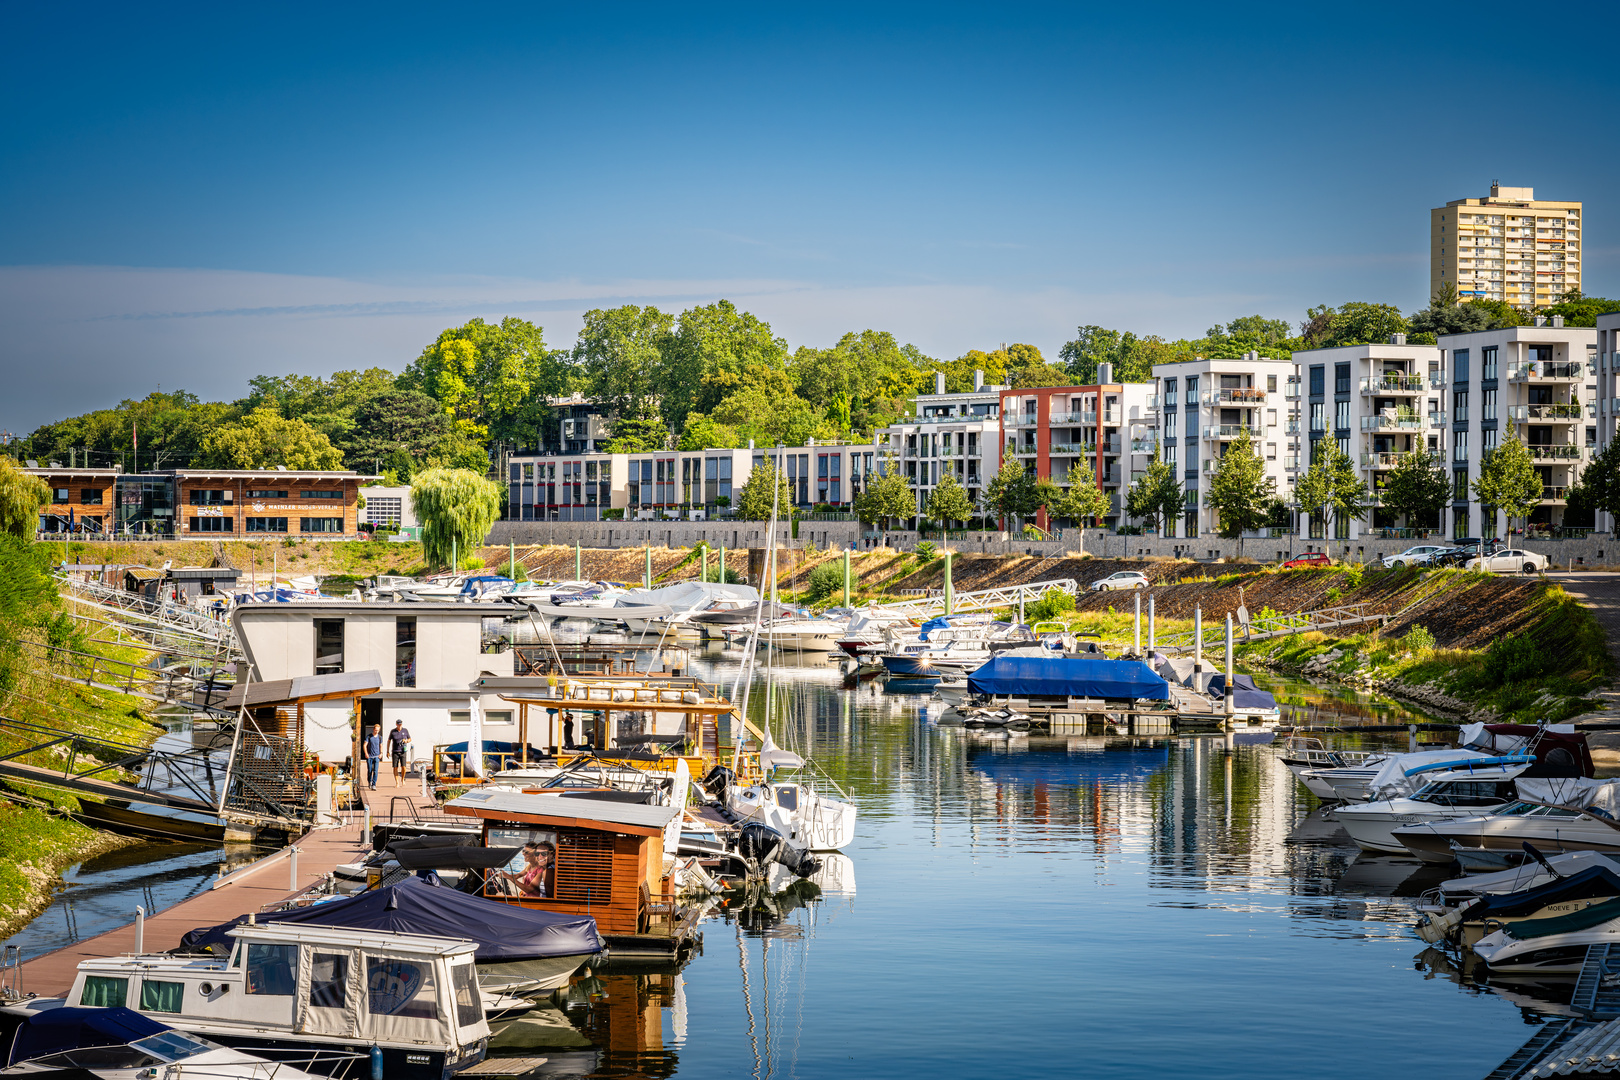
[1431,183,1582,308]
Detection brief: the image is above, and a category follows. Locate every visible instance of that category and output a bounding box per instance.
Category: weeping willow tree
[410,468,502,570]
[0,458,49,539]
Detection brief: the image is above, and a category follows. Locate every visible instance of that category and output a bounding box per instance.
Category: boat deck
[9,781,433,998]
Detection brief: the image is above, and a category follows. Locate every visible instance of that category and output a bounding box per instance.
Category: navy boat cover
[1469,864,1620,918]
[1202,674,1277,710]
[966,656,1169,700]
[9,1007,169,1065]
[179,878,602,960]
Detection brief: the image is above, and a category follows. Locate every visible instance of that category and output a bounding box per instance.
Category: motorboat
[1392,777,1620,864]
[957,654,1171,713]
[1201,673,1281,727]
[617,581,761,637]
[754,616,847,652]
[1302,747,1538,804]
[1413,859,1620,947]
[14,923,491,1078]
[0,1007,348,1079]
[1470,896,1620,974]
[1333,758,1533,854]
[834,608,917,657]
[1276,737,1382,800]
[690,601,793,630]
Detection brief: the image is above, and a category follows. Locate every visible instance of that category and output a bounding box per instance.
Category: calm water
[7,649,1543,1079]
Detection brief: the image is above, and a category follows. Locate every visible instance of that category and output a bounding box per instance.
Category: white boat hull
[1335,800,1513,854]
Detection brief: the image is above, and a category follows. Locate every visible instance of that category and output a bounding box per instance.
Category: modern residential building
[998,366,1154,530]
[1292,337,1445,536]
[1589,311,1620,535]
[1431,184,1582,308]
[1148,353,1296,538]
[1437,319,1598,539]
[884,372,1005,519]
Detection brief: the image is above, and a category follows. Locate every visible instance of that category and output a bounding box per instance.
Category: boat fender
[370,1043,384,1080]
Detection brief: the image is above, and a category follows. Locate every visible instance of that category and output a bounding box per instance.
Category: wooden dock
[10,780,435,998]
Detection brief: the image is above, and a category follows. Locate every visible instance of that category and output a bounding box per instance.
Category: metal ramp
[0,715,226,813]
[1151,602,1387,654]
[1573,942,1620,1018]
[1483,1018,1594,1080]
[55,574,240,656]
[868,578,1080,620]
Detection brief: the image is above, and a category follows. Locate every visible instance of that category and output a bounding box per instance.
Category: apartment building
[1293,338,1446,536]
[1589,311,1620,535]
[1431,184,1582,308]
[1000,366,1155,530]
[1439,320,1598,539]
[1148,353,1295,538]
[884,372,1004,518]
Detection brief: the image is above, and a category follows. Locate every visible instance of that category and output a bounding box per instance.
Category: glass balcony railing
[1146,394,1159,410]
[1543,486,1570,501]
[1509,361,1584,381]
[1430,411,1447,427]
[1284,381,1301,399]
[1201,388,1267,405]
[1430,372,1447,388]
[1360,451,1415,469]
[1130,439,1157,454]
[1528,445,1582,460]
[1361,414,1422,431]
[1508,403,1583,421]
[1203,424,1264,439]
[1360,374,1424,394]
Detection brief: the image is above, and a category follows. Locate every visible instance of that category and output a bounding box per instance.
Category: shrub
[1342,563,1364,590]
[1026,587,1076,622]
[458,556,485,572]
[915,541,938,562]
[1022,525,1043,540]
[1484,634,1549,684]
[806,561,845,601]
[1324,587,1343,604]
[1404,624,1436,654]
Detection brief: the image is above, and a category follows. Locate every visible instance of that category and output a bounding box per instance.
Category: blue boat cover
[1470,865,1620,918]
[966,656,1169,700]
[9,1008,170,1065]
[1203,674,1277,710]
[178,878,602,960]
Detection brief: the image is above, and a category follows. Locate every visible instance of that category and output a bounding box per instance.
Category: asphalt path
[1547,572,1620,729]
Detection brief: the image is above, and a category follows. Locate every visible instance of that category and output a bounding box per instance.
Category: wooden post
[719,542,726,584]
[645,546,652,589]
[1224,615,1235,718]
[1194,606,1203,673]
[1148,593,1156,651]
[701,545,709,583]
[509,539,516,579]
[1134,590,1141,654]
[519,703,529,764]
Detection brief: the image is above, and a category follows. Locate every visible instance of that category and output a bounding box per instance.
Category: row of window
[187,517,344,533]
[51,488,104,504]
[187,489,342,505]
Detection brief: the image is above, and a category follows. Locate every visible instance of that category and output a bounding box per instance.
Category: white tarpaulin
[1366,749,1502,802]
[1459,722,1577,753]
[1518,777,1620,816]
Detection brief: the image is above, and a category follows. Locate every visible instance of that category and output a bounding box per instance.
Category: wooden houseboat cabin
[442,789,689,958]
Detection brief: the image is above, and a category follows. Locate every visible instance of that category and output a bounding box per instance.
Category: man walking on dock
[388,719,412,786]
[364,724,382,790]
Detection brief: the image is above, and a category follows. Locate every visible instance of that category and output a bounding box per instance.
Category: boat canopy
[1202,674,1277,710]
[8,1007,169,1066]
[918,614,999,641]
[617,580,759,611]
[178,878,602,960]
[966,656,1169,700]
[1364,749,1503,802]
[1469,863,1620,919]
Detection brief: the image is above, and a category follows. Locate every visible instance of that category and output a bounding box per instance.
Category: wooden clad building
[28,467,119,534]
[171,469,370,538]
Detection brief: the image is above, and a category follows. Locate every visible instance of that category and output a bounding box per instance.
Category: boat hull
[880,655,940,678]
[1335,801,1513,855]
[1393,817,1620,864]
[476,952,598,991]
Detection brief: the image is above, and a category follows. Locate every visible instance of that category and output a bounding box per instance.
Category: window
[452,963,482,1029]
[1309,366,1324,396]
[1454,470,1468,500]
[79,976,127,1008]
[1453,350,1469,383]
[315,620,343,676]
[309,953,349,1009]
[1334,401,1349,430]
[1266,442,1277,460]
[188,489,230,505]
[188,516,233,533]
[246,517,287,532]
[301,490,342,499]
[1454,391,1469,422]
[139,979,185,1013]
[1590,426,1600,448]
[1483,428,1498,451]
[1482,389,1496,420]
[1267,375,1277,393]
[1267,409,1277,427]
[1310,403,1325,432]
[1482,347,1498,381]
[449,710,513,725]
[1335,363,1350,395]
[52,488,69,504]
[1453,433,1468,462]
[245,944,297,996]
[246,489,287,499]
[300,518,342,533]
[365,497,402,527]
[80,488,103,505]
[396,617,416,688]
[366,957,437,1019]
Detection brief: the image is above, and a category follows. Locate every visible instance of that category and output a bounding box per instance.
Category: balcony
[1360,451,1418,470]
[1201,388,1267,405]
[1163,393,1178,407]
[1284,421,1301,435]
[1429,411,1447,427]
[1130,439,1157,454]
[1430,372,1447,388]
[1203,424,1264,440]
[1360,374,1424,395]
[1528,444,1582,460]
[1509,361,1584,382]
[1049,443,1088,455]
[1284,455,1300,471]
[1543,486,1569,503]
[1361,413,1422,432]
[1508,403,1584,421]
[1146,394,1158,410]
[1284,381,1301,400]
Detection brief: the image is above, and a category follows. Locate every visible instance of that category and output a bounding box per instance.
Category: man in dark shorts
[388,719,412,786]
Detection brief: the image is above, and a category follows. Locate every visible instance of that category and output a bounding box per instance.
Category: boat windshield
[1410,780,1518,808]
[1495,802,1581,818]
[130,1031,215,1062]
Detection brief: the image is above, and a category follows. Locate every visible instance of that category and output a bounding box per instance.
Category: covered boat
[966,656,1169,701]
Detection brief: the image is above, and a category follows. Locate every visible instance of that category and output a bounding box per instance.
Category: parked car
[1279,552,1331,569]
[1466,548,1547,574]
[1380,545,1450,570]
[1090,571,1149,591]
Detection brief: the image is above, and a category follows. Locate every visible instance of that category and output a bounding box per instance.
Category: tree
[1539,291,1620,328]
[676,414,739,451]
[1126,450,1182,536]
[934,349,1009,392]
[0,458,49,539]
[571,305,675,423]
[197,409,343,470]
[337,387,451,469]
[1379,450,1450,532]
[1408,282,1497,338]
[853,457,915,541]
[735,461,796,521]
[1294,439,1369,541]
[1048,461,1111,527]
[710,368,836,447]
[1060,328,1194,382]
[1300,302,1408,349]
[985,457,1041,528]
[1205,429,1275,558]
[925,472,974,529]
[400,318,563,446]
[411,468,502,570]
[423,431,491,474]
[1580,425,1620,537]
[1474,437,1544,538]
[660,301,790,431]
[789,331,929,435]
[601,416,668,453]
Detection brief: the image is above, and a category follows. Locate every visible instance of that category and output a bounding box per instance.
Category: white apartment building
[1597,311,1620,534]
[1438,320,1598,540]
[1149,353,1296,538]
[1293,338,1446,538]
[882,372,1005,519]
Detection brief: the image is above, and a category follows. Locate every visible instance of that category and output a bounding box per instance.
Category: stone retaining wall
[1076,529,1620,568]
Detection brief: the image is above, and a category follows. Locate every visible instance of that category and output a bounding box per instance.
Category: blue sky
[2,1,1616,433]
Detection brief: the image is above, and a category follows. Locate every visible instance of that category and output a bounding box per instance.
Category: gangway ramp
[870,578,1080,620]
[0,715,223,814]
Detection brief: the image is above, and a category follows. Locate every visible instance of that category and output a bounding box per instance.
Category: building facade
[1438,320,1598,539]
[1148,353,1296,537]
[29,467,120,534]
[999,373,1153,529]
[883,375,1004,519]
[1597,311,1620,535]
[1431,183,1582,308]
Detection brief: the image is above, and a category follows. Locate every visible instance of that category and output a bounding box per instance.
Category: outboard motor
[700,765,736,801]
[737,822,821,879]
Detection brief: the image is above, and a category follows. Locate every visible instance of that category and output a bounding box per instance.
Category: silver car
[1090,571,1149,591]
[1465,548,1547,574]
[1380,545,1449,570]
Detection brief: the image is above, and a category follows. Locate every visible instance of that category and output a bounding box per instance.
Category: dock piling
[1148,595,1155,651]
[289,846,299,891]
[1134,592,1141,654]
[1223,615,1234,718]
[575,540,581,580]
[134,905,145,954]
[843,548,851,606]
[1193,607,1203,675]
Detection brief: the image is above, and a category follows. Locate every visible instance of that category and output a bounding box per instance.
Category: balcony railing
[1284,421,1301,435]
[1360,374,1424,394]
[1361,414,1422,431]
[1146,394,1158,410]
[1284,455,1300,470]
[1508,403,1583,421]
[1509,361,1584,382]
[1360,451,1415,469]
[1429,372,1447,388]
[1430,411,1447,427]
[1202,388,1267,404]
[1049,442,1088,455]
[1130,439,1157,454]
[1543,486,1570,501]
[1203,424,1264,440]
[1528,444,1582,460]
[1284,381,1301,400]
[1163,392,1178,407]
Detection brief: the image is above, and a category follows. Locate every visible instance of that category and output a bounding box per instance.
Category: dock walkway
[12,778,435,999]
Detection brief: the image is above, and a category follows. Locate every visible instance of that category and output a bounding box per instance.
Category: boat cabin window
[485,826,558,898]
[1412,781,1517,807]
[451,962,482,1028]
[775,786,799,811]
[366,956,439,1020]
[309,952,349,1009]
[131,1032,213,1063]
[79,975,128,1008]
[138,979,185,1013]
[245,943,297,995]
